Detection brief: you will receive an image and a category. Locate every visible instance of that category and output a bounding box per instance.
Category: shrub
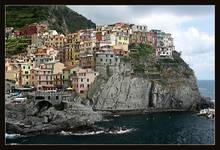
[134,64,145,73]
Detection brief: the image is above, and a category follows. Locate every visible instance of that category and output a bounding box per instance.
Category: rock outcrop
[6,100,102,135]
[88,73,201,111]
[88,51,203,112]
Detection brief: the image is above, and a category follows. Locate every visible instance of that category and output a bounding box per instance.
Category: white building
[130,24,148,33]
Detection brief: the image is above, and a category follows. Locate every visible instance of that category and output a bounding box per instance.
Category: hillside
[6,5,96,34]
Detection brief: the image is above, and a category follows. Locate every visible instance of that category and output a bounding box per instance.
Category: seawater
[6,80,215,144]
[197,80,215,100]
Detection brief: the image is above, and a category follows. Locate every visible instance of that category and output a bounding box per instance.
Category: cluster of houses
[5,22,175,94]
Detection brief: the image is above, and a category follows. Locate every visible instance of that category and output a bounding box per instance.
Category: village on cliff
[5,22,175,95]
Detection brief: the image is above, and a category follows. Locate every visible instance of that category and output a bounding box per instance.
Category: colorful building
[62,65,76,88]
[71,67,99,94]
[79,54,95,69]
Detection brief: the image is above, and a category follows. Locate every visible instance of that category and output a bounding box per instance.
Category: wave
[73,131,105,136]
[8,143,18,145]
[108,128,135,135]
[102,119,113,122]
[113,115,120,117]
[5,133,22,139]
[59,130,105,136]
[60,131,73,136]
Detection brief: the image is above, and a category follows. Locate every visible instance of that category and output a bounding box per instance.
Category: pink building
[31,63,54,90]
[71,67,99,94]
[146,32,157,49]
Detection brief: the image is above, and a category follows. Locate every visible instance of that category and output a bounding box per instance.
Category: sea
[6,80,215,144]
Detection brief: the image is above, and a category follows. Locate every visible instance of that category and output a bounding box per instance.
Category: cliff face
[6,5,96,34]
[88,51,201,112]
[88,74,200,111]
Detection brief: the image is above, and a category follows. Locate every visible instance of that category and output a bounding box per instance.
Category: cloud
[67,5,214,25]
[131,13,193,32]
[133,15,214,79]
[173,27,214,80]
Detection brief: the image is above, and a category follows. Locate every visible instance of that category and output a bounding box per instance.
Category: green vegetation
[6,5,96,34]
[126,44,155,74]
[5,37,29,56]
[126,45,194,79]
[133,64,145,73]
[129,43,154,59]
[120,56,131,62]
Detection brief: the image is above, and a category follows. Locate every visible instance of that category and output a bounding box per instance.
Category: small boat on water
[198,108,215,119]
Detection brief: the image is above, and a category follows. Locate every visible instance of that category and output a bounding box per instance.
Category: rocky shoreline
[95,108,192,116]
[6,95,214,136]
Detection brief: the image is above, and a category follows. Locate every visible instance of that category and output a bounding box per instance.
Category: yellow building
[21,63,33,86]
[114,35,129,55]
[53,34,66,47]
[64,33,81,66]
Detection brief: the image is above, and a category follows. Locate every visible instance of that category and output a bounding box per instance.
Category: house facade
[71,67,99,94]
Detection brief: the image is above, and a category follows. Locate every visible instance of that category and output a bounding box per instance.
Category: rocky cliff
[88,51,202,112]
[6,98,102,135]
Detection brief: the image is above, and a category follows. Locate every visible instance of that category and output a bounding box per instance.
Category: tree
[16,43,27,51]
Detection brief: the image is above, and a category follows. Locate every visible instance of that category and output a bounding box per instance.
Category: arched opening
[36,100,52,113]
[54,102,67,111]
[35,96,45,100]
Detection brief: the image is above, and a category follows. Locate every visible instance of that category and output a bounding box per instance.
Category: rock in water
[6,101,103,135]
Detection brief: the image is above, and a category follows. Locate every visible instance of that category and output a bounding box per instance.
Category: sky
[68,5,215,80]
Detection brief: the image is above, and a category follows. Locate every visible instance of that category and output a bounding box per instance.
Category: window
[23,66,25,69]
[48,96,50,100]
[111,55,113,57]
[26,82,28,85]
[28,66,30,69]
[100,59,103,62]
[44,71,46,74]
[81,79,83,82]
[87,79,89,82]
[80,90,84,94]
[106,59,107,62]
[56,96,59,100]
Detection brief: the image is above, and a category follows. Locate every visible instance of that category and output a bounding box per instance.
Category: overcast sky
[68,5,215,80]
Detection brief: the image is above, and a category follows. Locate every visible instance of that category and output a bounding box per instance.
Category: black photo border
[0,0,218,150]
